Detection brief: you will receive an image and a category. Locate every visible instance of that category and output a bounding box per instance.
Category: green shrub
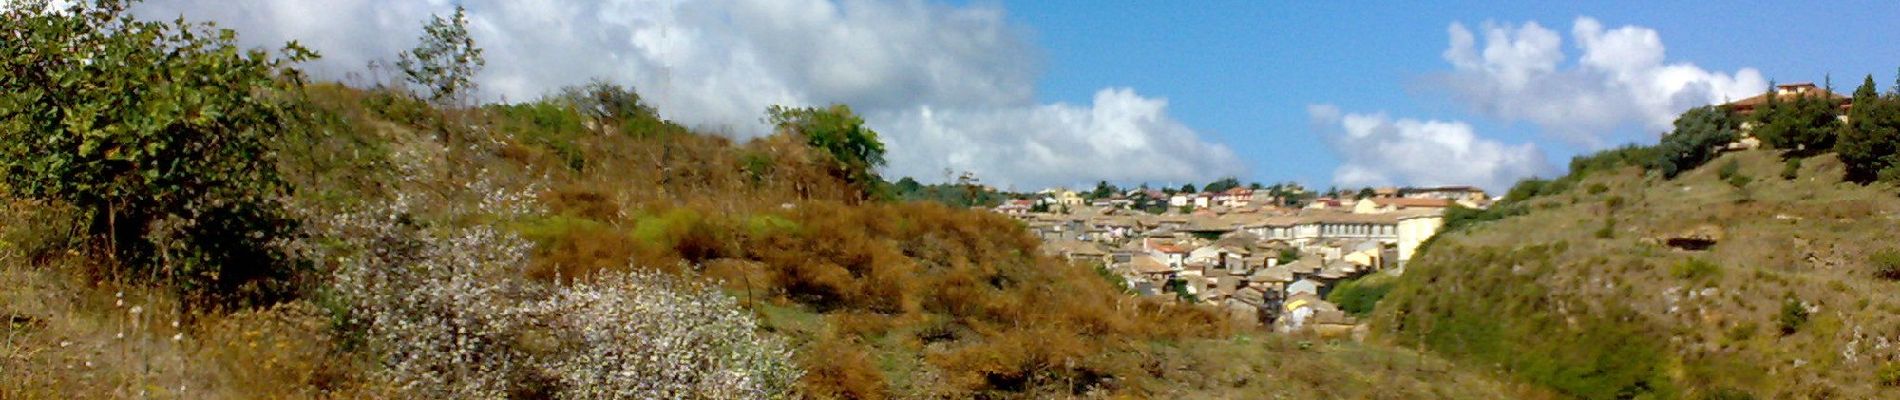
[1872,249,1900,281]
[1776,298,1809,335]
[1717,159,1742,181]
[1605,196,1626,210]
[1594,219,1616,239]
[1671,258,1721,281]
[1327,274,1395,316]
[1780,158,1801,180]
[0,1,311,305]
[1879,362,1900,387]
[1653,106,1740,179]
[1586,183,1610,195]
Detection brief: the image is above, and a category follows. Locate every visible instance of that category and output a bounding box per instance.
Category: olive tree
[767,104,888,200]
[0,0,313,304]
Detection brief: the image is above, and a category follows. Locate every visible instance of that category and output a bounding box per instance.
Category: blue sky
[992,1,1900,189]
[139,0,1900,192]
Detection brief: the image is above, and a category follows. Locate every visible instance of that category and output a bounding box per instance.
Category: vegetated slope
[1374,150,1900,399]
[3,80,1546,398]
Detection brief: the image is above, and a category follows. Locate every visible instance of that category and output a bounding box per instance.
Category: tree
[1180,183,1198,194]
[769,105,887,200]
[0,0,313,304]
[1204,176,1241,193]
[1091,180,1118,199]
[1753,83,1841,157]
[1836,75,1900,183]
[893,176,924,195]
[398,6,485,106]
[1651,106,1740,178]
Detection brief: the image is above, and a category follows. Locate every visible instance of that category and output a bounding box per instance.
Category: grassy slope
[3,83,1541,398]
[1375,150,1900,399]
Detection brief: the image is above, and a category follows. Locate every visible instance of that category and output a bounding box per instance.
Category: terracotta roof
[1369,197,1454,208]
[1130,255,1173,274]
[1723,83,1850,112]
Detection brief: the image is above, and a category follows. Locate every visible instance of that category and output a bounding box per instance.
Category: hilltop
[1373,149,1900,398]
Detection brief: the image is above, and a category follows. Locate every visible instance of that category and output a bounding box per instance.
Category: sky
[124,0,1900,192]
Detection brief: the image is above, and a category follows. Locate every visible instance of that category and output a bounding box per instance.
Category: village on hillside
[989,184,1492,336]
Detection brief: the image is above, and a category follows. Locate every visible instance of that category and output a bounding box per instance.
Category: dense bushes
[1327,273,1395,316]
[1376,245,1675,399]
[0,0,312,305]
[1652,106,1740,179]
[1874,250,1900,281]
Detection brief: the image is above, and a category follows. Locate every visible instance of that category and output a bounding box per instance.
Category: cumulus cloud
[1309,105,1551,191]
[1434,17,1768,146]
[132,0,1244,189]
[882,88,1243,190]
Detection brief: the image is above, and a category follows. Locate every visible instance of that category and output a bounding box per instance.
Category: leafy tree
[398,6,484,106]
[1090,180,1118,199]
[1651,106,1739,179]
[893,176,924,195]
[1356,187,1376,199]
[1777,297,1809,335]
[1180,183,1197,193]
[556,81,678,138]
[1836,75,1900,183]
[768,104,888,201]
[1203,176,1241,193]
[1753,84,1841,157]
[0,0,313,304]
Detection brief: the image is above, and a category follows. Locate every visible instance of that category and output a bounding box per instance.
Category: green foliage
[1326,274,1394,316]
[1837,75,1900,183]
[1871,249,1900,281]
[1586,183,1610,195]
[1776,297,1809,336]
[1569,144,1658,179]
[1653,106,1740,179]
[1203,177,1241,193]
[1671,258,1721,281]
[1179,183,1197,193]
[487,101,588,171]
[1593,218,1615,239]
[396,6,484,106]
[1092,262,1131,294]
[1380,248,1675,399]
[768,104,888,200]
[1780,158,1802,180]
[1752,85,1841,157]
[0,0,311,305]
[556,81,683,138]
[1503,178,1553,203]
[1717,158,1741,181]
[1090,180,1118,199]
[891,176,1008,208]
[1879,362,1900,387]
[1277,247,1301,264]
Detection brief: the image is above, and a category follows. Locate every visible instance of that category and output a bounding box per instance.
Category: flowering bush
[308,190,798,398]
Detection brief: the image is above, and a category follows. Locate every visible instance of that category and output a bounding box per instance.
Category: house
[1352,197,1453,214]
[1400,186,1489,203]
[1056,190,1086,207]
[1214,188,1255,208]
[1042,240,1108,265]
[1723,82,1850,118]
[1722,82,1853,150]
[1286,278,1323,297]
[1395,210,1445,267]
[1129,254,1174,282]
[1278,292,1339,332]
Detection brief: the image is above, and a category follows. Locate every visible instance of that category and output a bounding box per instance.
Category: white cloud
[1308,104,1551,191]
[131,0,1243,189]
[882,88,1245,191]
[1435,17,1768,146]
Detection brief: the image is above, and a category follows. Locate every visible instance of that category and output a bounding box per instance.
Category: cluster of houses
[1003,185,1491,334]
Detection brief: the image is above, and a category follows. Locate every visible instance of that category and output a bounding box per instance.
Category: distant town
[979,182,1491,336]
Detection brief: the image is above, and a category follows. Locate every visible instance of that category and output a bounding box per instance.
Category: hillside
[0,5,1556,397]
[1373,150,1900,399]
